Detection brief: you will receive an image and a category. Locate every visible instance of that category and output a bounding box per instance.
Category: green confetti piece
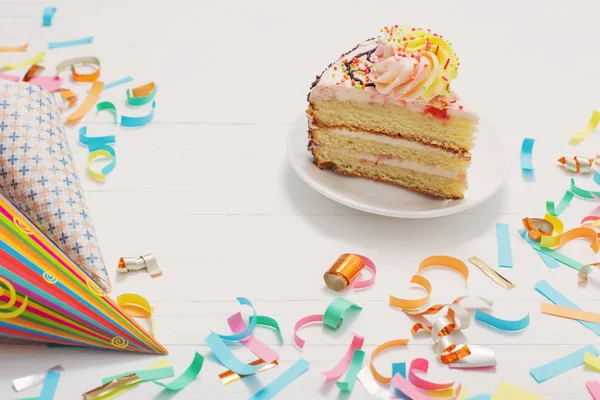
[336,349,365,392]
[102,367,174,385]
[571,179,600,199]
[250,315,283,343]
[153,352,204,391]
[546,190,574,216]
[322,297,362,330]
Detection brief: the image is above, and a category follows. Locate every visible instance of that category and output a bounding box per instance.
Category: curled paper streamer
[520,138,535,180]
[544,214,564,235]
[323,333,364,380]
[412,304,470,335]
[53,88,78,109]
[448,345,497,369]
[357,368,397,400]
[595,171,600,185]
[250,315,283,343]
[120,100,156,127]
[587,381,600,400]
[117,293,155,337]
[43,7,56,26]
[205,333,264,375]
[392,373,462,400]
[404,296,492,317]
[117,254,162,277]
[535,280,600,336]
[369,339,410,383]
[522,216,556,242]
[48,36,94,49]
[228,312,279,364]
[215,297,256,341]
[529,345,598,383]
[578,263,600,287]
[569,110,600,144]
[153,352,204,391]
[468,257,515,290]
[417,255,469,282]
[581,216,600,228]
[12,365,64,392]
[0,44,28,52]
[541,302,600,324]
[87,146,117,182]
[519,231,584,272]
[23,64,44,82]
[539,227,600,253]
[294,314,323,349]
[80,126,116,150]
[558,156,596,174]
[491,382,544,400]
[585,353,600,371]
[336,349,365,392]
[39,370,61,400]
[127,82,157,106]
[474,310,530,332]
[67,80,104,124]
[248,358,309,400]
[1,51,46,70]
[56,56,100,82]
[324,253,376,291]
[571,178,600,199]
[103,76,133,91]
[495,223,513,268]
[219,359,278,385]
[408,358,455,390]
[322,297,362,330]
[546,191,574,216]
[390,275,432,310]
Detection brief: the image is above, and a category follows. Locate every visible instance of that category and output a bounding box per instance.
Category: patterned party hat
[0,83,110,292]
[0,191,166,353]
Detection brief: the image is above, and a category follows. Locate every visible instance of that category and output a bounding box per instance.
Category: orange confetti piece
[0,44,28,52]
[369,339,410,383]
[389,275,431,310]
[417,255,469,282]
[66,81,104,124]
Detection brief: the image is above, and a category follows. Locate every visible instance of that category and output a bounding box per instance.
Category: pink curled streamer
[294,314,324,349]
[227,312,279,363]
[322,333,364,380]
[354,255,377,289]
[407,358,455,390]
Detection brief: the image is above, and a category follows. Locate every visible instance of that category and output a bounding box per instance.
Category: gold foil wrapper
[522,217,554,242]
[468,256,515,290]
[324,254,364,291]
[219,359,278,385]
[83,374,140,399]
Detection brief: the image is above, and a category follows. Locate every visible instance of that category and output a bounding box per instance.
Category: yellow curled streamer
[87,149,113,182]
[417,255,469,282]
[369,339,410,383]
[539,227,600,253]
[389,275,431,310]
[1,51,45,70]
[117,293,155,337]
[544,214,564,234]
[0,277,28,319]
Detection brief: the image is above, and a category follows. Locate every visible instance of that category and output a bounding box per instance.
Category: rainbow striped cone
[0,191,167,353]
[0,83,110,292]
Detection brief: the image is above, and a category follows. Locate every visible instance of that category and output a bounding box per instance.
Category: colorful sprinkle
[442,76,448,81]
[459,105,463,110]
[444,58,450,70]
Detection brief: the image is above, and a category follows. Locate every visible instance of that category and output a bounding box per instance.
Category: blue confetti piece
[518,229,560,269]
[520,138,535,180]
[495,223,513,268]
[530,345,598,383]
[249,358,309,400]
[103,76,134,91]
[48,36,93,49]
[39,370,61,400]
[43,7,56,27]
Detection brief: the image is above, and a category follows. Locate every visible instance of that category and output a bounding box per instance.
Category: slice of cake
[307,25,478,199]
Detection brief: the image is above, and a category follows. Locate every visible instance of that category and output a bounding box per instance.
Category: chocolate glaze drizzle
[343,46,378,87]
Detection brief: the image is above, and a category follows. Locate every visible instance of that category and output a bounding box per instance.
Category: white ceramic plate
[287,117,510,218]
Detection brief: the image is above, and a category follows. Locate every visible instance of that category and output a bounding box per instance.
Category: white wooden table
[1,0,600,399]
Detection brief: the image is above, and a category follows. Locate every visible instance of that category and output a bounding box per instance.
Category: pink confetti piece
[408,358,455,390]
[587,381,600,400]
[354,255,377,289]
[227,312,279,364]
[29,76,63,91]
[293,314,323,349]
[0,72,20,82]
[322,333,364,380]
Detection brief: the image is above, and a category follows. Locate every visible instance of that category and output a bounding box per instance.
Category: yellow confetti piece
[491,382,545,400]
[1,51,46,70]
[585,352,600,372]
[543,214,564,234]
[569,110,600,145]
[426,385,469,399]
[117,293,155,337]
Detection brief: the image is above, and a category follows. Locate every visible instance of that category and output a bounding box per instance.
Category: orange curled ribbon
[56,56,101,83]
[404,295,493,316]
[0,44,28,52]
[23,65,45,82]
[417,255,469,282]
[369,339,409,383]
[66,81,104,124]
[540,227,600,253]
[389,275,431,310]
[53,89,78,109]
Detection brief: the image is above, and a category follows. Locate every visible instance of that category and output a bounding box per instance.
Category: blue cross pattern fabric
[0,83,110,291]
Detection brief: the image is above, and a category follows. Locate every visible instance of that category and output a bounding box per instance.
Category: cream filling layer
[317,146,465,181]
[314,126,464,158]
